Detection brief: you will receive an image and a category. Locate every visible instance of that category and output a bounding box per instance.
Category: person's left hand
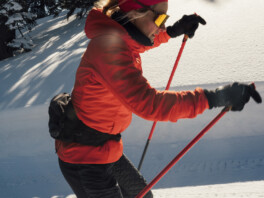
[204,82,262,111]
[166,14,206,38]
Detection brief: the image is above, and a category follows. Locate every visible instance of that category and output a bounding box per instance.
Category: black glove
[204,82,262,111]
[167,14,206,38]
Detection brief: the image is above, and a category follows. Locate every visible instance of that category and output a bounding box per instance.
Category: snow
[7,37,34,50]
[0,0,264,197]
[47,181,264,198]
[23,12,37,20]
[153,181,264,198]
[0,9,7,15]
[3,1,23,11]
[5,13,23,26]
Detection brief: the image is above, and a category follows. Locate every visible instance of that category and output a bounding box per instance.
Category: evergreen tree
[29,0,61,19]
[0,0,37,60]
[0,0,16,60]
[59,0,98,18]
[0,0,99,61]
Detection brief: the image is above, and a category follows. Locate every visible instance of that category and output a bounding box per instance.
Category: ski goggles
[133,0,170,27]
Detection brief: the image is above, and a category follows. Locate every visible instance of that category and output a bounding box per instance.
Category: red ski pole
[138,35,189,171]
[136,106,231,198]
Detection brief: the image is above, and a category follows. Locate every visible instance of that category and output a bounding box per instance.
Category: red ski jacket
[56,9,209,164]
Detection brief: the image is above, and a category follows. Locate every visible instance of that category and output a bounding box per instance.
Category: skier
[54,0,262,197]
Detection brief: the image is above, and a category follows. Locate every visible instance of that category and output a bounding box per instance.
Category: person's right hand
[166,14,206,38]
[204,82,262,111]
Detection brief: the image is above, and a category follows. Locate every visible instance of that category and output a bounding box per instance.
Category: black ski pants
[59,154,153,198]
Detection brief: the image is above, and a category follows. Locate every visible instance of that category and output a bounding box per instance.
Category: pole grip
[183,34,188,42]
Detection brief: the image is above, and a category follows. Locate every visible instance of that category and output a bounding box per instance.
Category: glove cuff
[166,26,175,38]
[203,89,216,109]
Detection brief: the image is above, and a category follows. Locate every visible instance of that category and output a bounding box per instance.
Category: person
[55,0,262,197]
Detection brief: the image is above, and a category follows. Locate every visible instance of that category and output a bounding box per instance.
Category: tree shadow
[0,14,88,110]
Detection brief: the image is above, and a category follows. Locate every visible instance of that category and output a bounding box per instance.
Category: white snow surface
[0,0,264,197]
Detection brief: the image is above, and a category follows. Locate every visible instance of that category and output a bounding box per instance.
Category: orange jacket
[56,9,209,164]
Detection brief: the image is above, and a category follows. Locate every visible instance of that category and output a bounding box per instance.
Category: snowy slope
[1,89,263,197]
[51,181,264,198]
[0,0,264,197]
[153,181,264,198]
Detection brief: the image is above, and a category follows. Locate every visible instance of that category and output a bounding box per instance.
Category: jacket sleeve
[86,35,209,122]
[143,30,171,51]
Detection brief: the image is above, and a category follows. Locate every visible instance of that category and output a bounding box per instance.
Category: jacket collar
[111,11,153,46]
[84,9,151,53]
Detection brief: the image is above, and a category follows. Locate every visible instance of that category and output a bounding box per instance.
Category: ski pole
[138,35,189,171]
[136,106,231,198]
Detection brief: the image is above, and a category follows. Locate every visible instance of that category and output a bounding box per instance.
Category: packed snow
[0,0,264,197]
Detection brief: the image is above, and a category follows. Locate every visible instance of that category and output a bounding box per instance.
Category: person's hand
[204,82,262,111]
[166,14,206,38]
